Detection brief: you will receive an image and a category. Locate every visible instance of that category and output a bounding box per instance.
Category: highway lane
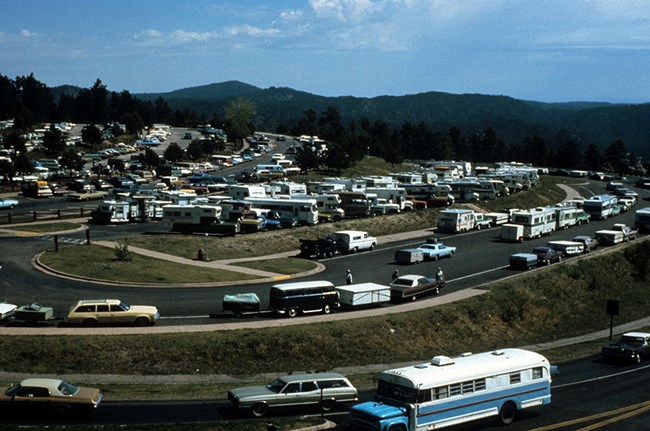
[4,354,650,429]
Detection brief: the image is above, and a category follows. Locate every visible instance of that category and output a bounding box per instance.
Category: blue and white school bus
[348,349,552,431]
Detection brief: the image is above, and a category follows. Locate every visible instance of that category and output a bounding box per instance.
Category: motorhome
[306,181,346,195]
[244,196,319,226]
[510,207,556,239]
[583,195,618,220]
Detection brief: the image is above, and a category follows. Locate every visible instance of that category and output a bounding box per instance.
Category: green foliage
[224,98,256,143]
[163,141,185,163]
[114,239,132,262]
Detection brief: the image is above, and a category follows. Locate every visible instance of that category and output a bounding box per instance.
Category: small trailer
[336,283,391,308]
[298,237,338,259]
[547,240,584,256]
[13,303,55,323]
[222,293,261,317]
[394,248,425,264]
[509,253,538,270]
[500,223,524,242]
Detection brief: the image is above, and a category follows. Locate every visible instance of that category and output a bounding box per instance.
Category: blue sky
[1,0,649,103]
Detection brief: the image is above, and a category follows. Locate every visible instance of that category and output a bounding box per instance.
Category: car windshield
[267,379,286,393]
[119,302,131,311]
[392,279,414,287]
[58,381,79,396]
[619,336,644,345]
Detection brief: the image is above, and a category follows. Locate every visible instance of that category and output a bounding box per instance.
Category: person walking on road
[436,267,445,285]
[346,269,353,285]
[392,269,399,280]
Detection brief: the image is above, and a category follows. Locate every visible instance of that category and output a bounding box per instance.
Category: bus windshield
[377,380,418,404]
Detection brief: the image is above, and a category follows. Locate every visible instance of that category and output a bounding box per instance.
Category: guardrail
[0,208,89,225]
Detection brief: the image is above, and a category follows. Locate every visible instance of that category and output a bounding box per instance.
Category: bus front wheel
[388,425,407,431]
[499,401,517,425]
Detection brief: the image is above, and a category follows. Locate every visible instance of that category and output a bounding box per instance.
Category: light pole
[204,233,209,261]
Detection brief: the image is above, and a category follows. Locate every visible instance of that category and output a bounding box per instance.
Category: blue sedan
[0,197,19,209]
[415,242,457,260]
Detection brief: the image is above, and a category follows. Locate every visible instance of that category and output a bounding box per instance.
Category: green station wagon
[228,372,358,417]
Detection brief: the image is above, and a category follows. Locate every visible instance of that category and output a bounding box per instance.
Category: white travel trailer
[554,205,579,229]
[365,187,412,211]
[306,181,346,194]
[510,207,556,239]
[437,209,477,233]
[224,184,267,200]
[268,181,307,196]
[294,194,345,221]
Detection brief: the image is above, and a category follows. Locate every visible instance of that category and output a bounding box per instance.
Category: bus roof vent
[460,352,473,357]
[491,350,505,356]
[431,355,455,366]
[414,364,429,369]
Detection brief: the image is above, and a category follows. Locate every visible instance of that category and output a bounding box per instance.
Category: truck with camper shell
[329,230,377,254]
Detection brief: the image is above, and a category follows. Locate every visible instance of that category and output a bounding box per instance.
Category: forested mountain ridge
[129,81,650,159]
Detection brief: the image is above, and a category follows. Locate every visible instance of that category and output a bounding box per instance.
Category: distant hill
[132,81,650,158]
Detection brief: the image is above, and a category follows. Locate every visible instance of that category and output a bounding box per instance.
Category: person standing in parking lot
[346,269,353,285]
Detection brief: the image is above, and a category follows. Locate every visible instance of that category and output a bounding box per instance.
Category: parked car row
[0,299,159,327]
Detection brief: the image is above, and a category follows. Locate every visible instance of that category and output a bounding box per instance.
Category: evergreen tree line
[0,73,644,176]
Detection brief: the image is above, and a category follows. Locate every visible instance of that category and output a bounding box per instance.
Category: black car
[602,332,650,363]
[531,246,562,266]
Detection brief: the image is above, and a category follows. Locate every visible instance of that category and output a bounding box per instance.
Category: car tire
[288,308,298,318]
[83,318,97,327]
[636,354,642,364]
[251,403,268,417]
[499,401,517,425]
[321,399,336,412]
[135,317,149,327]
[323,304,331,314]
[434,255,439,261]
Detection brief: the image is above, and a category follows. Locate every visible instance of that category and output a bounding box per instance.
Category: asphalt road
[4,354,650,429]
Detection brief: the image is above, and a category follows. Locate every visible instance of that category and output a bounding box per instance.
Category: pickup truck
[329,230,377,254]
[610,223,638,241]
[473,213,493,230]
